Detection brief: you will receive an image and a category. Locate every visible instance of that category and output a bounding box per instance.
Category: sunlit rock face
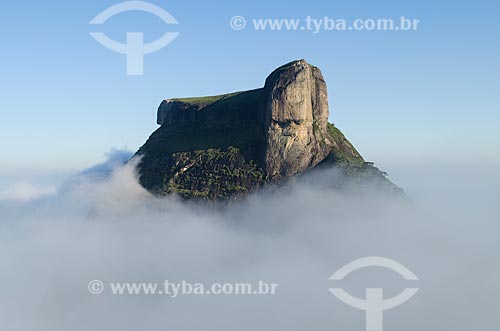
[260,59,331,179]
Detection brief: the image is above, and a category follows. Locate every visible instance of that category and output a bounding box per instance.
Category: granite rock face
[260,60,331,179]
[134,60,402,200]
[157,91,242,126]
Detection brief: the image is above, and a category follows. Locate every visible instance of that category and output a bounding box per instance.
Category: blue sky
[1,0,499,184]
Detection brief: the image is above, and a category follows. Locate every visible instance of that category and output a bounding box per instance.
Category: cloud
[0,150,498,331]
[0,182,56,201]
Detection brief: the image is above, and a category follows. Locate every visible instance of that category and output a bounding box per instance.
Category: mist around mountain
[0,149,499,331]
[1,62,497,331]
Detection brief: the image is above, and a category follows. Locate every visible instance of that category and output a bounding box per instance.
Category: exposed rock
[260,59,331,179]
[157,92,242,126]
[134,60,402,200]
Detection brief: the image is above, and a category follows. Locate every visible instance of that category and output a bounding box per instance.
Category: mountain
[134,60,402,200]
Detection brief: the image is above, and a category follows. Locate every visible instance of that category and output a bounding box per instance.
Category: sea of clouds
[0,150,499,331]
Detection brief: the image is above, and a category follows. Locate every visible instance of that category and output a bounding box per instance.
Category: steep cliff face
[260,60,331,179]
[135,60,401,200]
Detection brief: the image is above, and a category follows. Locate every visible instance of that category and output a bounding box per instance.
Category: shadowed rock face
[157,100,199,126]
[135,60,402,200]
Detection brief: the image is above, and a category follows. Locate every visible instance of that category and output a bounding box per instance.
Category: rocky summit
[135,60,402,200]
